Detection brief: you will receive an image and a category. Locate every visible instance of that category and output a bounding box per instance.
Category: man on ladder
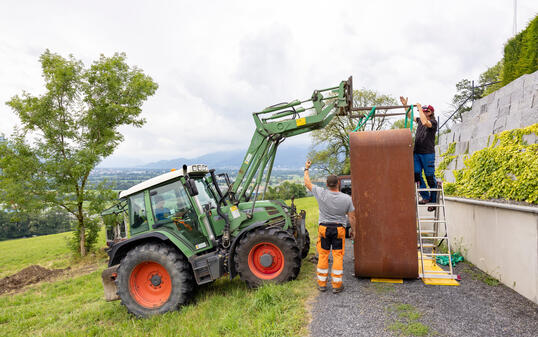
[400,96,438,212]
[304,160,356,293]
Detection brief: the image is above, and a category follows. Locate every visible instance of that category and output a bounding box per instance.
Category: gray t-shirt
[311,185,355,225]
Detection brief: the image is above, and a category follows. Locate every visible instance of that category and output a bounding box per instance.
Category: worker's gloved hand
[400,96,408,106]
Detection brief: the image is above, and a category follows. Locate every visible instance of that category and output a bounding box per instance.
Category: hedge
[502,14,538,85]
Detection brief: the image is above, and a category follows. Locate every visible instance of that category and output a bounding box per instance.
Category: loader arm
[229,77,354,202]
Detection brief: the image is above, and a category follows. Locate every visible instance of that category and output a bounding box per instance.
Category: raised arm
[303,160,313,191]
[400,96,412,119]
[416,103,433,128]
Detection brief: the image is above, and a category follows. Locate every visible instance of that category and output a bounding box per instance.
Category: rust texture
[349,129,418,278]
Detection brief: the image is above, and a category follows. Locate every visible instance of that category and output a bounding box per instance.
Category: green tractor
[101,77,354,316]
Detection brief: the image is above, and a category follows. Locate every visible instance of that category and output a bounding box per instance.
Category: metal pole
[349,112,408,119]
[437,116,440,142]
[351,105,411,111]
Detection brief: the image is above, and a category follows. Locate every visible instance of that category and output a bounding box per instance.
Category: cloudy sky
[1,1,536,167]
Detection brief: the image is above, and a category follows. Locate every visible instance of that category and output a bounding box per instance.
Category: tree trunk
[79,218,86,257]
[78,202,86,257]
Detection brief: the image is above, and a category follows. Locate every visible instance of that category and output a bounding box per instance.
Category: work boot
[332,285,344,294]
[318,285,327,292]
[419,199,429,205]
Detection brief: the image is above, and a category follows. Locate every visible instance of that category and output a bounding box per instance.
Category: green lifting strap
[352,106,376,132]
[404,105,414,130]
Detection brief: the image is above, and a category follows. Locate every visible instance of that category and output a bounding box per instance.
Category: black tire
[301,229,310,259]
[235,227,301,288]
[116,243,194,317]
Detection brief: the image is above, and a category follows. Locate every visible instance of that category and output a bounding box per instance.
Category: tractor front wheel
[235,227,301,288]
[116,243,194,317]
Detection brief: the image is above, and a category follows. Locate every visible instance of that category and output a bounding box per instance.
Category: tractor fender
[107,231,191,267]
[228,221,268,279]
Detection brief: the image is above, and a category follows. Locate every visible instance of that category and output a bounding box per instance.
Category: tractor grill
[264,207,280,215]
[265,216,285,227]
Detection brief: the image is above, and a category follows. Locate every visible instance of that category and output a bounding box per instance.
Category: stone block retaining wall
[436,70,538,181]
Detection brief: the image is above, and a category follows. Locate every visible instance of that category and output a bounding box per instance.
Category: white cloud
[0,0,536,167]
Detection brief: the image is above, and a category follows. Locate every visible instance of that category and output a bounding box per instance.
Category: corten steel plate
[349,129,418,278]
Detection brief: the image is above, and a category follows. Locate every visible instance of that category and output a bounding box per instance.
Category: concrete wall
[444,197,538,304]
[436,70,538,182]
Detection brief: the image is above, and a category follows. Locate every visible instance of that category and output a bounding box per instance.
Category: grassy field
[0,197,320,337]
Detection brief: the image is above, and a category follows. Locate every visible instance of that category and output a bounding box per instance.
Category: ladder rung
[422,253,450,256]
[419,243,435,248]
[420,236,446,240]
[420,273,457,279]
[418,219,446,223]
[418,204,443,207]
[422,270,449,273]
[416,188,442,191]
[418,230,435,234]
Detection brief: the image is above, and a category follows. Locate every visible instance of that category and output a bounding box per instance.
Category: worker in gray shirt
[304,160,355,293]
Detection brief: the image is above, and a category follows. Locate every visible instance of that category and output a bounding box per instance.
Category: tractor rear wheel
[116,243,194,317]
[235,227,301,288]
[301,229,310,259]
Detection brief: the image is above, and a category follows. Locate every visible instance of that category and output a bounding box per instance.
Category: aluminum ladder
[416,183,458,280]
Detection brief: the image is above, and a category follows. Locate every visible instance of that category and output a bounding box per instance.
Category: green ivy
[435,142,456,179]
[440,124,538,204]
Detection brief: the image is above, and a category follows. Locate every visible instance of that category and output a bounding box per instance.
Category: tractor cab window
[194,180,217,208]
[150,181,198,231]
[129,192,148,233]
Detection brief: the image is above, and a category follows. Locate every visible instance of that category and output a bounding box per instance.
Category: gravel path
[309,239,538,337]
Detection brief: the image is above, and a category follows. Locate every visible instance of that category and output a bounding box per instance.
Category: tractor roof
[119,170,184,199]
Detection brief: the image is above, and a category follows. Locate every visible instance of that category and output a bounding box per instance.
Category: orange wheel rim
[129,261,172,308]
[247,242,285,280]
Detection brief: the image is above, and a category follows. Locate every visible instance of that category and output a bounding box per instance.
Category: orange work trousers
[316,224,345,289]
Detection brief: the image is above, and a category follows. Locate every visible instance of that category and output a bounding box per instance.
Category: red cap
[423,105,434,113]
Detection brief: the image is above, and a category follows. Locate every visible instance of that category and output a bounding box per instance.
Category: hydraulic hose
[210,169,231,248]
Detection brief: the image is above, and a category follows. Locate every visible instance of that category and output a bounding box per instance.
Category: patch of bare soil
[0,265,70,295]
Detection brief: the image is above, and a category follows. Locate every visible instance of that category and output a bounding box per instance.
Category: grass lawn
[0,197,320,337]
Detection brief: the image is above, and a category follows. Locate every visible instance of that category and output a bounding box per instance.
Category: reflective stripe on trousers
[316,225,345,288]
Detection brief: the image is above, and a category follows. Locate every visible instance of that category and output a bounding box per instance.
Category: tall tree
[449,79,483,123]
[0,50,158,256]
[309,89,396,175]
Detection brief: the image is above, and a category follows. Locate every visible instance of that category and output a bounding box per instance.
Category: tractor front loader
[101,78,354,317]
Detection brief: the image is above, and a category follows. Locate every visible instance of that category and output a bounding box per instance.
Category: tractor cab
[116,165,216,245]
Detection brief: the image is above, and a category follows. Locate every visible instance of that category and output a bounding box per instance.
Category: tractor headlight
[188,164,209,174]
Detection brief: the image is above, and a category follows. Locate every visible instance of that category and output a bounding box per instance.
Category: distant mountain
[137,146,308,170]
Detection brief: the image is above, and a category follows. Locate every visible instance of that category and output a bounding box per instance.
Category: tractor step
[189,252,224,285]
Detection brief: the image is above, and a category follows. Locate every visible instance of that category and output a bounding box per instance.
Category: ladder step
[418,230,435,234]
[420,236,446,240]
[419,243,435,248]
[418,219,446,223]
[420,273,458,279]
[418,204,443,207]
[416,188,443,191]
[422,270,450,273]
[422,253,451,256]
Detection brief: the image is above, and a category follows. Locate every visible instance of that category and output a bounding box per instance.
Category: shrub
[439,124,537,204]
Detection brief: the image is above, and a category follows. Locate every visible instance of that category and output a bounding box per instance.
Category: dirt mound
[0,265,69,295]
